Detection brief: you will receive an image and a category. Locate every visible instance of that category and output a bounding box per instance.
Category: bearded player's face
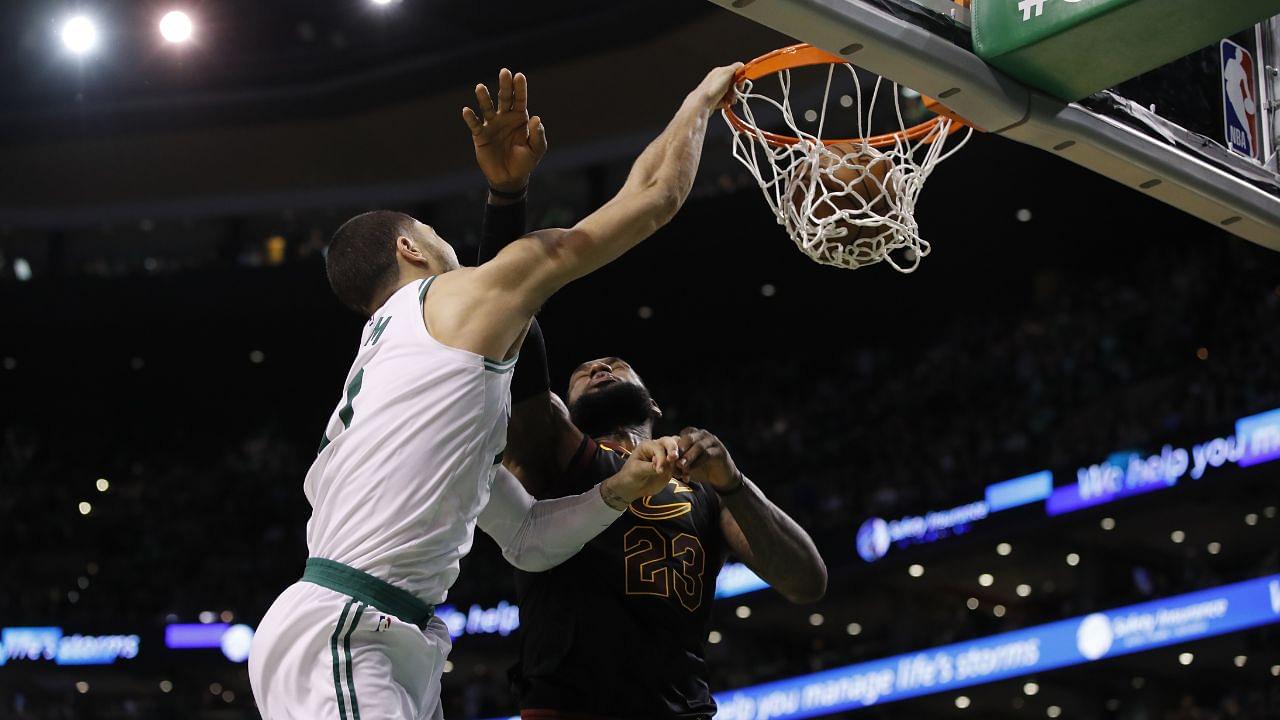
[566,356,646,406]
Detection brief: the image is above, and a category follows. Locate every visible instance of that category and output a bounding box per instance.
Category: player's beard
[568,381,656,439]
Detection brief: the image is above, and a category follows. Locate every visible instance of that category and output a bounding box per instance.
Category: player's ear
[649,398,663,419]
[395,235,429,267]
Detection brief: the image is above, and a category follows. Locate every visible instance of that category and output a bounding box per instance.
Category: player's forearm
[722,477,828,604]
[622,96,714,219]
[535,101,712,289]
[478,197,527,264]
[479,467,622,573]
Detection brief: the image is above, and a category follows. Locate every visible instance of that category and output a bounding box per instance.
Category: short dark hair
[326,210,413,315]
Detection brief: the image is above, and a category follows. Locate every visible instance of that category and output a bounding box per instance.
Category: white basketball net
[724,62,972,272]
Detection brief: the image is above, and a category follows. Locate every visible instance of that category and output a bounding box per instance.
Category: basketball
[790,141,897,245]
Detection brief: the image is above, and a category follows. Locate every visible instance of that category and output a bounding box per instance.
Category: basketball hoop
[723,44,974,272]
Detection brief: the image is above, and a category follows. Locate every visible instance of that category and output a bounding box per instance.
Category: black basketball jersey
[511,436,727,719]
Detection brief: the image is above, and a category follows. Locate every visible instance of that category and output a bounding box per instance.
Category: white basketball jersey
[304,276,514,605]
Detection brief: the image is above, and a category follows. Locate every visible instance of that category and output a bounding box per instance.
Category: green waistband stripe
[303,558,434,627]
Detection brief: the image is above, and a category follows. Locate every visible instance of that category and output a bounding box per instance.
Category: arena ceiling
[0,0,705,139]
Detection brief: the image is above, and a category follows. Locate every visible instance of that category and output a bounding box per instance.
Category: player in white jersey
[249,63,743,720]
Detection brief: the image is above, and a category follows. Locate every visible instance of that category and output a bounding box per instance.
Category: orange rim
[724,43,968,149]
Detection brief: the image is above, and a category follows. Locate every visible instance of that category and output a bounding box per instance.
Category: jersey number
[623,526,706,611]
[318,368,365,453]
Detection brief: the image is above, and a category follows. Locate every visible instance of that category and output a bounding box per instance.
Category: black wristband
[488,184,528,200]
[715,473,747,498]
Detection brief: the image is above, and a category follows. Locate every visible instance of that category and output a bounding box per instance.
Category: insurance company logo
[0,627,139,666]
[1075,613,1114,660]
[856,517,891,562]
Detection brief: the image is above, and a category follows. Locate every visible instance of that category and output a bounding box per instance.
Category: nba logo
[1220,39,1258,160]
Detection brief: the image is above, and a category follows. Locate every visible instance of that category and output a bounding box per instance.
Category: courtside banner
[479,574,1280,720]
[712,574,1280,719]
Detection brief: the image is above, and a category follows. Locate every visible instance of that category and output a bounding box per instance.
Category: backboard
[705,0,1280,250]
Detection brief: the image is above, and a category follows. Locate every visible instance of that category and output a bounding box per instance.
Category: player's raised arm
[496,63,740,308]
[424,64,740,362]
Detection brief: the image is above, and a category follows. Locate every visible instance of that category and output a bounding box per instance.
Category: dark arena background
[2,2,1279,719]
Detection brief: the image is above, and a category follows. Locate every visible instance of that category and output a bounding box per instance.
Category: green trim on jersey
[303,557,435,627]
[329,600,355,720]
[483,354,519,373]
[417,275,437,304]
[337,369,364,429]
[343,603,366,720]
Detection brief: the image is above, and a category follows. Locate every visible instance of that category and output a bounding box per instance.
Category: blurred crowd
[3,203,1279,720]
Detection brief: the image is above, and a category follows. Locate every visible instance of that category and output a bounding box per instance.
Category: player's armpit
[419,263,536,362]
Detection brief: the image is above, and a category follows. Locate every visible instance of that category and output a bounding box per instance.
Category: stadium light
[1170,530,1186,543]
[1234,655,1247,667]
[96,478,109,492]
[955,696,970,709]
[735,605,751,619]
[708,630,722,644]
[1207,541,1222,554]
[846,622,862,636]
[78,501,92,516]
[1065,552,1080,567]
[1023,681,1039,696]
[61,16,98,55]
[1179,652,1194,665]
[978,573,994,587]
[996,542,1012,556]
[159,11,193,44]
[808,613,825,626]
[1100,516,1116,530]
[1047,706,1062,718]
[369,0,397,5]
[908,564,924,578]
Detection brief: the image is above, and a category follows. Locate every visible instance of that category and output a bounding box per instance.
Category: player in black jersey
[463,68,828,720]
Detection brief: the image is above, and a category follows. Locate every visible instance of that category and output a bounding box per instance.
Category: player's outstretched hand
[462,68,548,194]
[676,427,743,493]
[689,63,745,111]
[599,436,681,510]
